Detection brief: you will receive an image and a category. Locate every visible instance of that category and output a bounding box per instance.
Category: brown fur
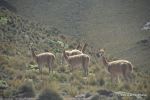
[63,50,90,76]
[64,43,87,56]
[97,49,133,82]
[31,49,55,74]
[61,49,82,64]
[65,49,82,56]
[62,43,87,65]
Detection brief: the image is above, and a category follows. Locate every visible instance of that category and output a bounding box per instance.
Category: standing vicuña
[62,43,87,64]
[63,49,90,76]
[96,49,133,82]
[64,43,87,56]
[31,48,55,74]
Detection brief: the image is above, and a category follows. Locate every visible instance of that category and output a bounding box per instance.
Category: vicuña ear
[103,48,105,51]
[81,42,88,52]
[84,43,88,46]
[76,43,80,50]
[99,48,102,51]
[99,48,105,51]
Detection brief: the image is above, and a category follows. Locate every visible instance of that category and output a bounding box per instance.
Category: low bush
[0,80,8,90]
[38,88,63,100]
[15,80,35,97]
[66,85,78,97]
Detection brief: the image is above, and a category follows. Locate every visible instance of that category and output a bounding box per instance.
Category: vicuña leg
[123,71,129,82]
[48,62,51,73]
[82,60,88,76]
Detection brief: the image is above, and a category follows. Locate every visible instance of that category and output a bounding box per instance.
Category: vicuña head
[31,48,55,74]
[96,48,133,83]
[63,49,90,76]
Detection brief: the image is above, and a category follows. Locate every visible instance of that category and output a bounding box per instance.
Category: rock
[75,92,92,99]
[97,89,113,97]
[87,93,99,100]
[85,92,92,98]
[141,22,150,30]
[73,89,122,100]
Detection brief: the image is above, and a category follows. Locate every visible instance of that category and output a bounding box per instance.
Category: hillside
[0,6,79,55]
[0,1,150,100]
[4,0,150,68]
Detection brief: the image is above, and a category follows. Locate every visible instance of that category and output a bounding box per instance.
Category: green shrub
[0,80,8,89]
[48,72,67,82]
[66,85,78,97]
[38,88,63,100]
[57,73,68,82]
[57,66,66,73]
[3,88,15,97]
[27,64,39,70]
[0,55,9,65]
[0,17,8,25]
[87,74,97,86]
[25,70,38,80]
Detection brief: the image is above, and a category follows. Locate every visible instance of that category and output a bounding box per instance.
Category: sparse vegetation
[0,16,8,25]
[0,3,150,100]
[0,80,8,94]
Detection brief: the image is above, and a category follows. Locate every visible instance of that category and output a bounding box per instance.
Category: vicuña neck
[101,56,108,66]
[63,51,68,60]
[31,50,37,60]
[81,44,87,53]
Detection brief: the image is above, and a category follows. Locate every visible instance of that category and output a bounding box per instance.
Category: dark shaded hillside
[0,0,16,12]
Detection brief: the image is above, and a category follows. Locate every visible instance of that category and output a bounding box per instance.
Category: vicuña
[97,49,133,82]
[31,48,55,74]
[63,49,90,76]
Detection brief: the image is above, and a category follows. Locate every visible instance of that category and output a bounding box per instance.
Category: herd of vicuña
[31,43,133,82]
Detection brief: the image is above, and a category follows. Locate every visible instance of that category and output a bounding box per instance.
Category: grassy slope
[7,0,150,68]
[0,7,77,97]
[0,0,150,99]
